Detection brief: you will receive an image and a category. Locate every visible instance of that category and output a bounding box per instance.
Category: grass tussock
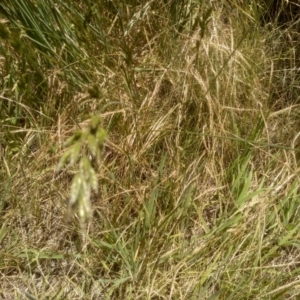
[1,0,300,299]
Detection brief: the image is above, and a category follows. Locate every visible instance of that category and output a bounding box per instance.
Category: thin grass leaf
[0,220,8,243]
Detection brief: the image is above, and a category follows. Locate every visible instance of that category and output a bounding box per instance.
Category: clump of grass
[1,0,300,299]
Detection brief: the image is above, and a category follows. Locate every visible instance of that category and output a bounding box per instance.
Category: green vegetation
[1,0,300,299]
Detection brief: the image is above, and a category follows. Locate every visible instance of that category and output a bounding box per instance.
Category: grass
[1,0,300,299]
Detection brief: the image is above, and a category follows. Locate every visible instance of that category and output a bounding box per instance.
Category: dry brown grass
[1,1,300,299]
